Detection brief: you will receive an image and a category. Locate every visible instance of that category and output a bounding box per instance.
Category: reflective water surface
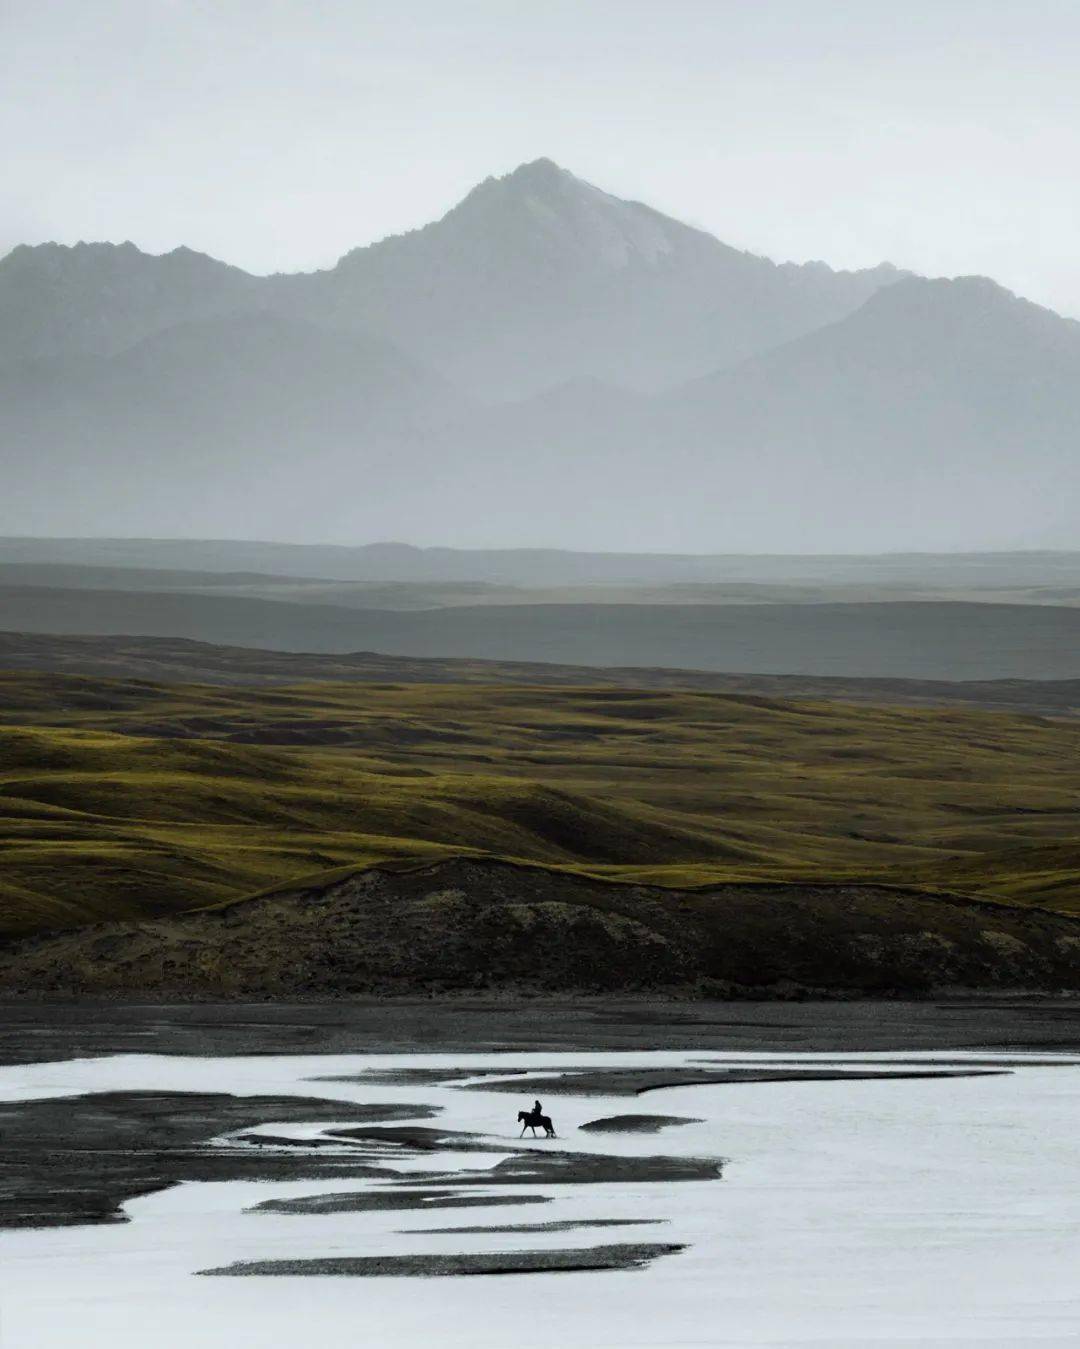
[2,1049,1079,1347]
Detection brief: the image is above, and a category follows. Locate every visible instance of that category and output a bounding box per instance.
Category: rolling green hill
[1,673,1079,941]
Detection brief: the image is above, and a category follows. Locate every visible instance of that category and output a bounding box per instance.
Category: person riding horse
[518,1100,556,1137]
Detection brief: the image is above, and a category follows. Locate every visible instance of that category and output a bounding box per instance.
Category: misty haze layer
[2,160,1077,551]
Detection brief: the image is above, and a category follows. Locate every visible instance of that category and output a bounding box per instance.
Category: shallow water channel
[2,1049,1079,1347]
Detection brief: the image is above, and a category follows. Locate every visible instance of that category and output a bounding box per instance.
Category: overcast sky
[4,0,1079,315]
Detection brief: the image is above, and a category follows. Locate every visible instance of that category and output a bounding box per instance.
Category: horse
[518,1109,556,1138]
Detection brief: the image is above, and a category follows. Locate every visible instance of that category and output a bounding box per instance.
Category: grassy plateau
[1,671,1079,939]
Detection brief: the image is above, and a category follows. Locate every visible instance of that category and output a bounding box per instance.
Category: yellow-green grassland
[2,672,1078,938]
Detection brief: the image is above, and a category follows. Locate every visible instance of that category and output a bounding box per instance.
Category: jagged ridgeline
[2,160,1077,550]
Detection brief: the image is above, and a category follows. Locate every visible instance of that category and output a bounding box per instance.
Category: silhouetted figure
[518,1108,556,1138]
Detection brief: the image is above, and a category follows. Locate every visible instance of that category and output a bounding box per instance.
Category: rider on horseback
[518,1101,556,1137]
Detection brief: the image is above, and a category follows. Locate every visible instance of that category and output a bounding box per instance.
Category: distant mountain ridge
[1,159,903,394]
[277,158,906,394]
[0,240,258,366]
[2,159,1078,551]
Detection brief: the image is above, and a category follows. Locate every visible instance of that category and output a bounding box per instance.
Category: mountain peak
[461,157,595,210]
[504,156,573,186]
[446,158,695,272]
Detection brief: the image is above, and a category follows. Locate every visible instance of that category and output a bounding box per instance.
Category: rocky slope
[3,858,1078,998]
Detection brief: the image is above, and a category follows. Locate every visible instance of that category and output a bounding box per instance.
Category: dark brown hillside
[3,857,1078,998]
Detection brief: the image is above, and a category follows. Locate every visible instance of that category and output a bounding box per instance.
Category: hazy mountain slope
[0,312,464,538]
[3,587,1080,679]
[671,274,1080,470]
[0,241,258,364]
[7,277,1079,548]
[274,159,903,395]
[3,169,1078,550]
[0,160,901,398]
[414,274,1080,552]
[660,275,1080,549]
